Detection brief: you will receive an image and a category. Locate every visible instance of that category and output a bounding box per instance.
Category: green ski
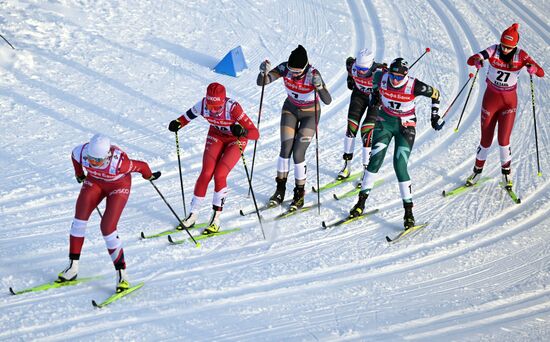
[442,177,491,197]
[499,182,521,204]
[312,171,362,193]
[167,228,241,245]
[92,282,144,308]
[140,222,208,239]
[333,179,385,200]
[9,276,101,295]
[386,223,429,243]
[321,209,380,229]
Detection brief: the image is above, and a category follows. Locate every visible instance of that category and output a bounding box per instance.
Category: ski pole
[314,88,321,215]
[529,73,542,176]
[174,131,187,217]
[409,47,430,69]
[95,207,103,219]
[248,71,268,197]
[0,33,15,50]
[237,140,266,240]
[439,73,474,123]
[149,180,199,246]
[454,68,479,132]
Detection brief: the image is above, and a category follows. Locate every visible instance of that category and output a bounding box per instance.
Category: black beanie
[288,45,308,69]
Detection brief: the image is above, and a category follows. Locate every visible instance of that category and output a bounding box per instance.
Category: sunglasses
[356,65,370,74]
[88,156,106,167]
[287,66,305,75]
[389,73,406,81]
[206,104,223,112]
[500,44,515,52]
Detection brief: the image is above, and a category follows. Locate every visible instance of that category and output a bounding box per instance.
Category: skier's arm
[168,100,203,132]
[521,51,545,77]
[414,80,440,113]
[312,70,332,105]
[230,102,259,140]
[118,154,153,180]
[346,57,355,90]
[257,62,284,86]
[71,145,86,182]
[467,45,494,67]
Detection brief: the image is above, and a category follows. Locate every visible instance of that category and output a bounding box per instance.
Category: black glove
[431,113,444,131]
[230,124,247,137]
[148,171,161,181]
[76,175,86,183]
[369,91,380,107]
[346,56,355,69]
[168,120,181,132]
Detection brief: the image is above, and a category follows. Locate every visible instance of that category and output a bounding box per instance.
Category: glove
[230,124,247,137]
[527,65,538,75]
[312,73,323,89]
[76,175,86,183]
[148,171,161,181]
[369,91,380,107]
[431,113,444,131]
[259,60,271,75]
[346,57,355,69]
[168,120,181,132]
[473,56,483,70]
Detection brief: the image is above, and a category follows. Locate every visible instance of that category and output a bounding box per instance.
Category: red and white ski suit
[175,98,259,212]
[467,45,544,170]
[70,144,153,269]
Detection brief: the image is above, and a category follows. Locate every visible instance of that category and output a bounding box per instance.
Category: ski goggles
[287,65,306,76]
[356,65,370,74]
[389,73,406,81]
[88,155,106,167]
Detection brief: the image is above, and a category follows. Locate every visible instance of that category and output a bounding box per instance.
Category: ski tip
[517,198,522,204]
[92,300,100,308]
[441,190,446,197]
[9,287,16,295]
[312,186,318,193]
[333,194,339,200]
[385,236,392,242]
[167,235,174,243]
[321,221,327,229]
[239,209,245,216]
[140,231,145,239]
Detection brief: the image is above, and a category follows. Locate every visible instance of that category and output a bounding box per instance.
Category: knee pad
[70,218,87,238]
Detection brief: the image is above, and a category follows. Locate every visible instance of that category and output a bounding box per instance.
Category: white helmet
[356,48,374,68]
[88,134,111,160]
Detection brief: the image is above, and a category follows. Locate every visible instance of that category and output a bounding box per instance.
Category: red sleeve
[177,113,191,128]
[231,102,259,140]
[521,51,545,77]
[72,157,85,178]
[467,53,482,66]
[117,154,153,179]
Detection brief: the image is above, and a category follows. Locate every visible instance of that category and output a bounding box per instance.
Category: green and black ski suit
[360,70,440,206]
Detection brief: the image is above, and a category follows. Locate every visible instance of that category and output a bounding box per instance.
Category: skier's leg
[339,92,369,179]
[497,92,517,189]
[394,123,416,229]
[359,105,379,167]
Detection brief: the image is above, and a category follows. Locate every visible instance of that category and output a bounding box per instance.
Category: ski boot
[268,177,287,207]
[58,259,79,282]
[178,212,198,230]
[337,153,353,180]
[116,268,130,293]
[403,203,415,230]
[289,185,305,211]
[502,168,513,190]
[349,191,369,218]
[203,206,222,235]
[465,166,482,186]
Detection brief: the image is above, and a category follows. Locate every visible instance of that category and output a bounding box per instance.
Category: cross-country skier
[337,48,387,180]
[58,134,161,292]
[349,57,442,229]
[169,82,259,234]
[257,44,332,210]
[465,23,544,190]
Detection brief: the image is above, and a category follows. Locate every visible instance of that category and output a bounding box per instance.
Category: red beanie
[206,82,226,106]
[501,23,519,46]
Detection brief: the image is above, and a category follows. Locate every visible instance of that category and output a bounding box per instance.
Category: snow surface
[1,0,549,341]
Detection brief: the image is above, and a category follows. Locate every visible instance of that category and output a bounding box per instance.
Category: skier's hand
[431,113,444,131]
[346,56,355,69]
[76,174,86,183]
[259,60,271,75]
[312,73,323,90]
[473,56,483,69]
[168,120,181,132]
[148,171,161,181]
[230,124,248,137]
[527,64,538,75]
[369,91,380,107]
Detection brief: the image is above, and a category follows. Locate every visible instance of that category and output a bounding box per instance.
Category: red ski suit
[176,98,259,211]
[467,45,544,169]
[70,143,152,269]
